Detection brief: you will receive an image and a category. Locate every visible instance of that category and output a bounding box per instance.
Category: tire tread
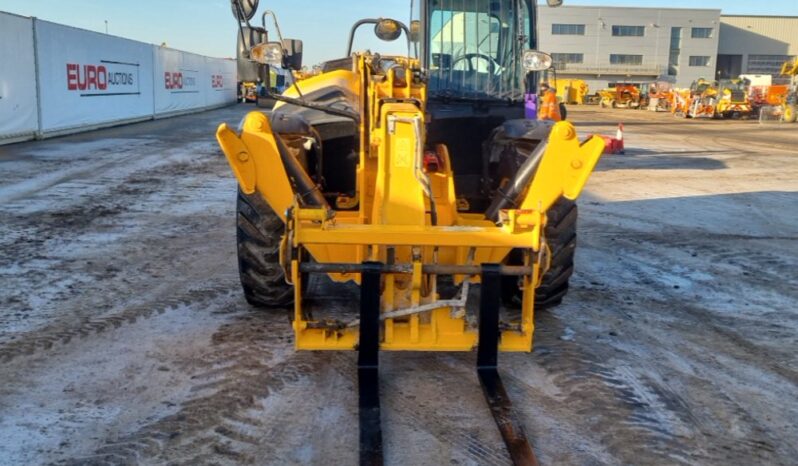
[236,189,293,308]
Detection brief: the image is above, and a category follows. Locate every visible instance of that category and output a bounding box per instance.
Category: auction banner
[204,57,237,108]
[35,20,154,133]
[153,47,207,115]
[0,12,39,141]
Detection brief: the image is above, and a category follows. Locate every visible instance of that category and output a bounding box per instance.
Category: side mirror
[546,0,563,7]
[231,0,259,21]
[282,39,303,71]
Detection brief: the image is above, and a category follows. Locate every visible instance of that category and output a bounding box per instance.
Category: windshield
[427,0,531,101]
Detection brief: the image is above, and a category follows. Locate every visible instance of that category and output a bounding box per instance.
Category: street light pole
[105,20,108,34]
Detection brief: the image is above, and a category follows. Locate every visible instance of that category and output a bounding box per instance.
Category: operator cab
[424,0,533,107]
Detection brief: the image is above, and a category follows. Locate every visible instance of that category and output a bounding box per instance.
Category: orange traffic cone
[602,123,626,155]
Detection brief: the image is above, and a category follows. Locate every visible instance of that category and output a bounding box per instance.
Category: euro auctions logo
[164,70,199,93]
[66,61,140,97]
[164,72,184,90]
[211,75,224,89]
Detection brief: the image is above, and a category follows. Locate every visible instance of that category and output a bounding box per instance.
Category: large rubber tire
[502,199,577,310]
[536,199,578,308]
[236,188,294,308]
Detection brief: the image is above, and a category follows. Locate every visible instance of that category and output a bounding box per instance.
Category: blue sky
[2,0,796,65]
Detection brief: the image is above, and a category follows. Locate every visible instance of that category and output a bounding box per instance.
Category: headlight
[250,42,283,67]
[522,50,553,72]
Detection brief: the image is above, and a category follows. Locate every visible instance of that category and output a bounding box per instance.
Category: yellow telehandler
[219,1,604,463]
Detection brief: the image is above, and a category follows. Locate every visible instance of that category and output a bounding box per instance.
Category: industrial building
[717,15,798,80]
[538,6,798,90]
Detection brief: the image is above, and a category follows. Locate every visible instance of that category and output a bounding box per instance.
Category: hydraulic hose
[484,140,548,222]
[273,134,329,209]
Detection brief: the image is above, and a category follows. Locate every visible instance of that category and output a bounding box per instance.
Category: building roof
[721,15,798,19]
[554,5,721,12]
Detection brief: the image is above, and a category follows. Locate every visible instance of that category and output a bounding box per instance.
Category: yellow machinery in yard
[679,78,752,119]
[647,81,673,112]
[222,1,603,463]
[670,87,691,116]
[756,60,797,123]
[779,58,797,123]
[238,81,258,102]
[715,79,753,119]
[598,84,645,109]
[555,78,589,104]
[683,79,718,119]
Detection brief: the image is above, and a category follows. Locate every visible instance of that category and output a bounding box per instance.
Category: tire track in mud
[573,218,798,463]
[583,227,798,287]
[332,271,706,464]
[385,313,692,465]
[57,313,339,465]
[556,249,798,464]
[521,314,696,465]
[304,270,505,466]
[0,139,223,235]
[0,153,223,240]
[187,356,356,465]
[708,135,798,155]
[0,139,164,205]
[580,227,798,381]
[510,304,788,465]
[0,144,234,348]
[0,282,236,363]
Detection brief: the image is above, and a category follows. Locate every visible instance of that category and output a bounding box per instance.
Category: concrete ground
[0,104,796,465]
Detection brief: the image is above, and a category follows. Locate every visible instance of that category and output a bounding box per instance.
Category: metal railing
[554,64,666,76]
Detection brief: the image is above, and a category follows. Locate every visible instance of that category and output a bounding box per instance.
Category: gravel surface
[0,104,796,465]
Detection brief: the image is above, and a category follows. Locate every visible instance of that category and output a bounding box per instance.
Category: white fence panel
[35,20,154,134]
[204,57,237,108]
[153,47,207,116]
[0,12,38,142]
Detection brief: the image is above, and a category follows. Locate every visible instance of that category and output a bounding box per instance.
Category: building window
[691,27,713,38]
[612,25,645,37]
[747,54,791,74]
[668,27,681,76]
[551,53,584,67]
[689,56,711,67]
[610,54,643,65]
[552,24,585,35]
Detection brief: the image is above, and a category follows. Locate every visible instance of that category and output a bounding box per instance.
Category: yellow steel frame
[216,53,605,353]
